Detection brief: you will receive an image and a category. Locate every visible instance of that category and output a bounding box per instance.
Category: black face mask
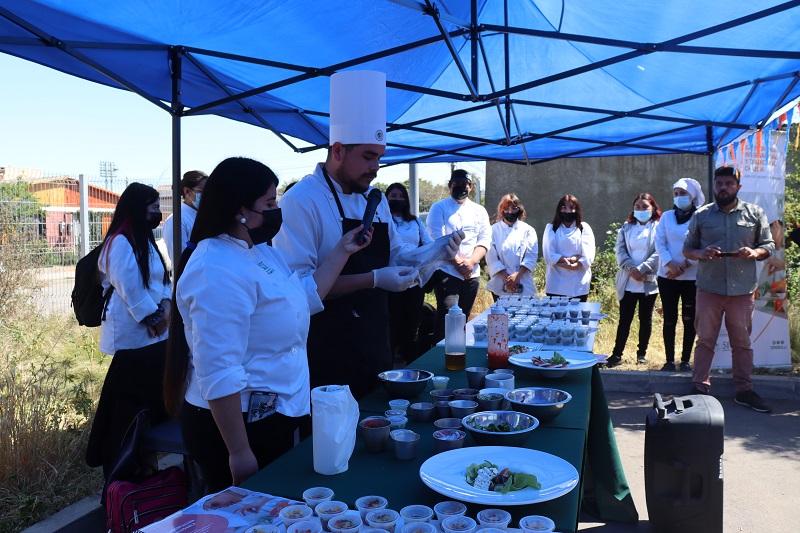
[451,185,469,201]
[560,212,577,223]
[503,212,520,223]
[388,199,406,213]
[146,212,162,229]
[245,208,283,246]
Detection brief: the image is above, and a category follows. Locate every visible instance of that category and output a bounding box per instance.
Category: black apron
[306,169,392,400]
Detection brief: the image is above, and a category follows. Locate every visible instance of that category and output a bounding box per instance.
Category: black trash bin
[645,393,724,533]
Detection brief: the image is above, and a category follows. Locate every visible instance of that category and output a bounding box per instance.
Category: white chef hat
[329,70,386,146]
[673,178,706,208]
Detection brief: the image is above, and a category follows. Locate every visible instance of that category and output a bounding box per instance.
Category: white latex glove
[372,266,416,292]
[446,230,465,259]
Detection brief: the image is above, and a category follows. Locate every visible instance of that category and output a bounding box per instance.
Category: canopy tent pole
[706,125,714,197]
[171,46,183,271]
[409,164,419,216]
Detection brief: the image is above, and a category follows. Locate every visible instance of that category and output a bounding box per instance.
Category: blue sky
[0,53,483,187]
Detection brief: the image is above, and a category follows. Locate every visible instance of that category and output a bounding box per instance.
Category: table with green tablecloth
[243,346,638,533]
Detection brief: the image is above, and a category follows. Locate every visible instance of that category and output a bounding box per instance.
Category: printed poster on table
[139,487,298,533]
[713,128,791,369]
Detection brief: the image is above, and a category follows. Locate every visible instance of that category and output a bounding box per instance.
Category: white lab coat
[162,202,197,266]
[655,209,697,280]
[485,220,538,296]
[98,236,171,355]
[542,222,595,297]
[178,234,323,417]
[426,196,491,279]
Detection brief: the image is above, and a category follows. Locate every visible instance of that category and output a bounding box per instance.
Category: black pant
[657,276,696,363]
[388,285,426,363]
[612,291,658,359]
[180,401,306,494]
[431,269,480,343]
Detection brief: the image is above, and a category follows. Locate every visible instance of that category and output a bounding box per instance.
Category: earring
[240,217,246,224]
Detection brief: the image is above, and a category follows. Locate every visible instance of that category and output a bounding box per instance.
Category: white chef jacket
[624,222,656,293]
[178,234,323,417]
[485,220,538,296]
[655,209,697,280]
[98,236,171,355]
[426,196,491,279]
[162,202,197,266]
[542,222,595,297]
[393,216,433,248]
[273,164,411,275]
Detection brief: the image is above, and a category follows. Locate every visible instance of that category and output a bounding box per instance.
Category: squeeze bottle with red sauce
[487,305,509,369]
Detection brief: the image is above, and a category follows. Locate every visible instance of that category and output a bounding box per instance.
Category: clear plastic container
[487,305,509,369]
[445,299,466,370]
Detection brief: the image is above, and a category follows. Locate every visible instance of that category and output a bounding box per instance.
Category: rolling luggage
[645,393,724,533]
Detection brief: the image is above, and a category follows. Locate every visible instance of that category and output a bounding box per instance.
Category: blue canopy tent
[3,0,800,260]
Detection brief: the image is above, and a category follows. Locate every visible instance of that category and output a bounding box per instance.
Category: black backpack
[71,245,114,327]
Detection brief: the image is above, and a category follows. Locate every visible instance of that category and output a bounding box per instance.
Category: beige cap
[329,70,386,146]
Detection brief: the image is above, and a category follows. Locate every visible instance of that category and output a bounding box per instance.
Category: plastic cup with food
[440,515,477,533]
[400,523,437,533]
[476,509,512,530]
[399,504,434,523]
[302,487,334,512]
[315,501,349,531]
[518,515,556,533]
[287,521,323,533]
[328,514,363,533]
[279,504,314,527]
[355,495,388,520]
[366,509,401,533]
[433,501,467,521]
[388,399,410,413]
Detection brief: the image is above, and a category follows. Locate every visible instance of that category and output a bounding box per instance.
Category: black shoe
[604,355,623,368]
[660,362,676,372]
[689,386,708,395]
[637,356,648,364]
[735,390,772,413]
[679,361,692,372]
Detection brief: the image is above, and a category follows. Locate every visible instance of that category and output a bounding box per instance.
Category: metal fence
[0,169,171,316]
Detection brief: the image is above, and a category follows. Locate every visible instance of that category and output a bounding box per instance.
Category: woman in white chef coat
[162,170,207,267]
[486,193,538,300]
[163,157,370,492]
[655,178,704,372]
[542,194,595,301]
[86,182,172,479]
[386,182,433,363]
[606,193,661,368]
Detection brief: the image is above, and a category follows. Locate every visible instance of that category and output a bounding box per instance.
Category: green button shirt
[684,200,774,296]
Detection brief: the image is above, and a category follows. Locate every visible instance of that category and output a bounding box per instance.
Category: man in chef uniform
[274,71,459,400]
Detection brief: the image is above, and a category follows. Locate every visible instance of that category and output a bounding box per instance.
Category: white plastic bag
[311,385,359,475]
[394,234,453,288]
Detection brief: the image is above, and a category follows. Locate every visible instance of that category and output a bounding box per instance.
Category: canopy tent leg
[171,46,183,272]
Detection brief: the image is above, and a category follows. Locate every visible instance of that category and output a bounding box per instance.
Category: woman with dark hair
[162,170,208,266]
[485,193,538,300]
[163,157,369,492]
[606,193,662,368]
[385,182,432,363]
[542,194,595,301]
[86,182,172,479]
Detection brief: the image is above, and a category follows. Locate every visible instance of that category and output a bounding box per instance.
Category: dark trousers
[388,285,426,363]
[180,401,306,494]
[612,291,658,359]
[657,276,697,362]
[431,269,480,343]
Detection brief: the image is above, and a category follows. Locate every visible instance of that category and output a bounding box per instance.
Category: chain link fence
[0,168,172,316]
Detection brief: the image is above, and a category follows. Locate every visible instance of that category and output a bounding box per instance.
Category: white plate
[419,446,579,505]
[508,350,598,372]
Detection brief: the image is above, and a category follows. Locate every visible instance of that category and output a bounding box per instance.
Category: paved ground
[25,371,800,533]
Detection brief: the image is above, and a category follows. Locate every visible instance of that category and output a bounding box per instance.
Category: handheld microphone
[357,188,383,245]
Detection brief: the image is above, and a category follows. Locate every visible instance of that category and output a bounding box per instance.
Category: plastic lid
[447,302,463,316]
[490,305,506,315]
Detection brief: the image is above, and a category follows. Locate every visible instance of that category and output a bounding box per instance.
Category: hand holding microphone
[357,188,383,245]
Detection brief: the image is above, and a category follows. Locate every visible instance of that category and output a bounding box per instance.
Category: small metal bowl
[461,410,539,446]
[430,389,455,403]
[432,429,466,452]
[433,417,463,430]
[448,400,478,418]
[408,402,436,422]
[476,392,505,411]
[453,388,480,401]
[505,387,572,422]
[378,369,434,399]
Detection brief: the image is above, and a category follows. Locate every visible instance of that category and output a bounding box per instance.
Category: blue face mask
[674,195,692,210]
[633,210,651,223]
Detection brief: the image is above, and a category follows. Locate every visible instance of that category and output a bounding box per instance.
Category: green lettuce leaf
[500,472,542,494]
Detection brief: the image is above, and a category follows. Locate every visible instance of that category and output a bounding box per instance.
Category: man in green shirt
[683,165,775,413]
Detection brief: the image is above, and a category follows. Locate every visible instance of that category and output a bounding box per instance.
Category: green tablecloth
[243,346,638,532]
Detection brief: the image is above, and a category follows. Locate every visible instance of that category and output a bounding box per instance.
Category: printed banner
[713,128,791,369]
